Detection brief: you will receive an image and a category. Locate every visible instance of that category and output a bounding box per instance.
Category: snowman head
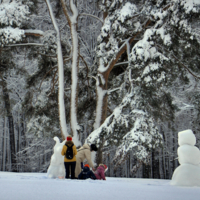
[178,129,196,146]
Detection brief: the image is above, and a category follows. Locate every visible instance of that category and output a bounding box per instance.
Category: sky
[0,172,200,200]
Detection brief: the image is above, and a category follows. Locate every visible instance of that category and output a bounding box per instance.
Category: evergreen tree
[87,0,200,168]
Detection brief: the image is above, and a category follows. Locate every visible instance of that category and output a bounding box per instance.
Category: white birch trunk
[70,22,81,145]
[68,0,81,146]
[93,72,107,130]
[60,0,81,146]
[94,80,107,129]
[45,0,68,139]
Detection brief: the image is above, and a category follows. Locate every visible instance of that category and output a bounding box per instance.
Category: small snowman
[171,129,200,186]
[47,137,65,179]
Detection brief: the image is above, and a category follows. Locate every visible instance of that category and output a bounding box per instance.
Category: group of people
[61,135,107,180]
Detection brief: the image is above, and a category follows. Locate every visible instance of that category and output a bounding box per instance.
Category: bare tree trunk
[60,0,81,145]
[3,118,7,171]
[70,21,80,142]
[1,118,5,171]
[93,73,108,129]
[2,80,16,171]
[45,0,69,140]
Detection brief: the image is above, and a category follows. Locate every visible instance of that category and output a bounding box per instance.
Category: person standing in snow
[61,135,77,179]
[75,144,98,178]
[78,164,96,180]
[94,164,107,180]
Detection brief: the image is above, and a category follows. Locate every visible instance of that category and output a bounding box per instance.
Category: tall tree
[0,0,35,171]
[45,0,69,140]
[87,0,200,166]
[60,0,81,145]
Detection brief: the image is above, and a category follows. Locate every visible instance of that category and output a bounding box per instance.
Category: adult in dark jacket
[78,164,96,180]
[61,135,77,179]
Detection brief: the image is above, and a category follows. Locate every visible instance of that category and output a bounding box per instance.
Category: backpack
[65,144,74,159]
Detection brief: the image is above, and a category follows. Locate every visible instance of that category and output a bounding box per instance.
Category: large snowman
[171,129,200,186]
[47,137,66,179]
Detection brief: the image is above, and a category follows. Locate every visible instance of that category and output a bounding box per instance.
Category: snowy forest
[0,0,200,179]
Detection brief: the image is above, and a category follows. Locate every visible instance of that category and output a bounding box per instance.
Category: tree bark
[2,80,16,171]
[60,0,81,145]
[45,0,69,140]
[70,22,80,141]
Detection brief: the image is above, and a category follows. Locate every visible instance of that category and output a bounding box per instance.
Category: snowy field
[0,172,200,200]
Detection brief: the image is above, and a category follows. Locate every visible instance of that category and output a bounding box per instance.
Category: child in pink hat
[94,164,108,180]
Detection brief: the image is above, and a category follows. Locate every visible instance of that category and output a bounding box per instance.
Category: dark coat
[78,166,96,180]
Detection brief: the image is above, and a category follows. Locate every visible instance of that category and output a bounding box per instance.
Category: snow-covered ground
[0,172,200,200]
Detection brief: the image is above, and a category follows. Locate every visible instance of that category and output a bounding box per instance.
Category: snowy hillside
[0,172,200,200]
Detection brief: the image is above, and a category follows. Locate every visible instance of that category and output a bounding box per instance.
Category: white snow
[24,29,44,36]
[156,27,171,46]
[69,0,78,23]
[98,57,106,73]
[0,1,29,27]
[119,2,138,23]
[171,129,200,187]
[0,27,25,46]
[47,137,65,179]
[178,129,196,146]
[93,78,107,129]
[180,0,200,14]
[1,172,200,200]
[70,22,82,147]
[171,164,200,187]
[178,145,200,165]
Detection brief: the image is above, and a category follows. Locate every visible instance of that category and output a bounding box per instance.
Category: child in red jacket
[94,164,108,180]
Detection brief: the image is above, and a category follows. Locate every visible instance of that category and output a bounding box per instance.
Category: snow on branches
[0,0,30,46]
[0,1,30,27]
[89,0,200,169]
[98,0,124,13]
[87,92,163,165]
[97,2,142,73]
[42,31,57,54]
[130,0,200,86]
[0,27,25,47]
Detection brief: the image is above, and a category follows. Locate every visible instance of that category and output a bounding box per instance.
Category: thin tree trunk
[3,118,7,171]
[1,118,5,171]
[70,22,80,142]
[2,80,16,171]
[45,0,68,140]
[60,0,81,146]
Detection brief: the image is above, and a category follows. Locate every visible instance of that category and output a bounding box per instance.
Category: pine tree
[87,0,200,168]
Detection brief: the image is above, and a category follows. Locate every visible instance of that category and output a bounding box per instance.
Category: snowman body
[171,129,200,186]
[47,137,66,179]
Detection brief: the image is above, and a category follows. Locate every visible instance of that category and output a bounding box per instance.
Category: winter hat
[84,164,90,168]
[90,144,98,151]
[66,135,72,141]
[104,164,108,172]
[99,164,108,172]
